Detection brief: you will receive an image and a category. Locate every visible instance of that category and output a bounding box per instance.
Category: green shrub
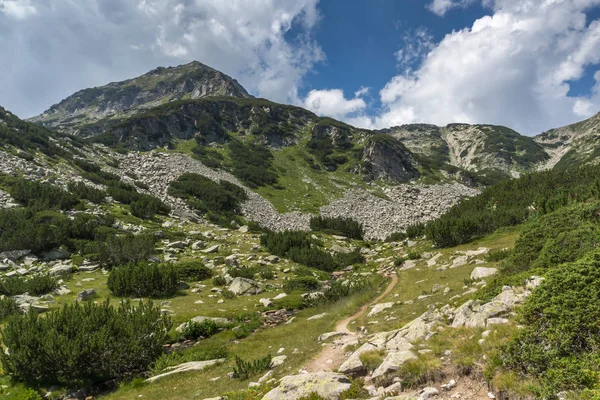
[168,173,247,226]
[174,261,213,281]
[283,276,321,292]
[228,140,278,188]
[501,250,600,396]
[486,248,513,262]
[8,180,79,211]
[232,354,272,380]
[212,275,227,286]
[259,269,275,280]
[222,289,236,299]
[406,222,425,239]
[229,266,259,279]
[0,297,19,320]
[97,233,156,267]
[407,251,422,260]
[386,232,407,242]
[0,275,58,297]
[67,182,106,204]
[0,300,171,386]
[182,319,222,340]
[309,216,364,239]
[107,263,178,297]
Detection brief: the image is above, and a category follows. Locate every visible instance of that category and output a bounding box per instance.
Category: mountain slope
[29,61,251,133]
[535,112,600,169]
[380,122,549,182]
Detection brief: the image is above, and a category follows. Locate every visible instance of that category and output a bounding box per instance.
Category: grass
[102,275,385,400]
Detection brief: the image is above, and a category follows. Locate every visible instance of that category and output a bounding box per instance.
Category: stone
[451,255,469,268]
[371,350,417,378]
[265,255,279,263]
[470,267,498,280]
[42,248,70,261]
[262,373,351,400]
[78,264,100,272]
[145,359,225,383]
[202,245,220,254]
[228,277,262,296]
[525,276,544,290]
[441,379,456,391]
[259,298,273,307]
[177,282,191,290]
[368,302,395,317]
[318,332,348,342]
[486,317,510,327]
[307,313,328,321]
[427,253,442,267]
[75,289,96,302]
[48,264,74,276]
[418,387,440,399]
[176,316,230,332]
[331,244,351,254]
[269,355,287,368]
[238,225,249,233]
[0,249,31,261]
[54,286,71,296]
[192,240,206,250]
[167,241,187,249]
[432,284,445,293]
[272,293,287,300]
[225,255,238,267]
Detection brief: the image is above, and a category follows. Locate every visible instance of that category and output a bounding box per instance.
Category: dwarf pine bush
[107,262,178,297]
[0,300,172,386]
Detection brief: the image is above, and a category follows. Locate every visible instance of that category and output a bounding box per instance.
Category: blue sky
[1,0,600,135]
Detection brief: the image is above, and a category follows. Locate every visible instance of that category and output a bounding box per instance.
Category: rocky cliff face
[29,61,251,133]
[361,135,419,182]
[534,112,600,169]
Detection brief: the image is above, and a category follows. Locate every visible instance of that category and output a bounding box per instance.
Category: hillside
[29,61,251,133]
[534,111,600,169]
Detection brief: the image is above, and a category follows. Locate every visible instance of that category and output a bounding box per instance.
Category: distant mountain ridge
[29,61,251,133]
[26,60,600,186]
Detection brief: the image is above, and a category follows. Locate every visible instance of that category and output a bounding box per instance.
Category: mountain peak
[29,61,252,133]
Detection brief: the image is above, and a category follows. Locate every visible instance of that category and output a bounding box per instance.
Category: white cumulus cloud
[0,0,323,118]
[303,89,367,120]
[370,0,600,134]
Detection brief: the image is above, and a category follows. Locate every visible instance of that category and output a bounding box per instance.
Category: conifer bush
[0,296,19,320]
[0,300,172,387]
[97,233,156,267]
[174,261,213,281]
[310,216,364,239]
[107,262,178,297]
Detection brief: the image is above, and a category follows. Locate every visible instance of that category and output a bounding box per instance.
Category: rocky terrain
[29,61,251,134]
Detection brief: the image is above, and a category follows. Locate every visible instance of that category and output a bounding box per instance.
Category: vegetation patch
[309,216,364,239]
[107,262,179,297]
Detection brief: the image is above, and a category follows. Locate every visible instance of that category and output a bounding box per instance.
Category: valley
[0,61,600,400]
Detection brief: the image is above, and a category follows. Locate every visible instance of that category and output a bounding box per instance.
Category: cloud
[354,86,370,97]
[427,0,477,16]
[0,0,37,19]
[0,0,323,118]
[303,89,367,119]
[370,0,600,135]
[394,27,434,72]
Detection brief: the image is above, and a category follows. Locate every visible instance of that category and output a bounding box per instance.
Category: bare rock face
[262,372,352,400]
[362,135,419,183]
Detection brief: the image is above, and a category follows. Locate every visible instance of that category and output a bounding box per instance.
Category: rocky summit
[1,61,600,400]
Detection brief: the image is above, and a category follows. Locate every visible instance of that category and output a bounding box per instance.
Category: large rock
[176,316,230,332]
[228,277,262,296]
[0,249,31,261]
[202,244,220,254]
[371,350,417,378]
[470,267,498,280]
[368,302,395,317]
[76,289,96,301]
[42,248,71,261]
[262,373,351,400]
[48,263,74,276]
[145,359,225,383]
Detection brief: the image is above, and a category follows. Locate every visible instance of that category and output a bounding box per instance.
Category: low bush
[259,269,275,280]
[107,263,178,297]
[486,248,513,262]
[97,233,156,267]
[182,319,222,340]
[0,297,19,320]
[501,251,600,396]
[212,275,227,286]
[406,222,425,239]
[407,251,422,260]
[168,173,247,226]
[232,354,272,380]
[385,232,407,242]
[8,180,79,211]
[67,182,106,204]
[174,261,213,281]
[0,274,58,297]
[0,300,172,387]
[283,276,321,292]
[309,216,364,239]
[228,140,278,188]
[228,266,260,279]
